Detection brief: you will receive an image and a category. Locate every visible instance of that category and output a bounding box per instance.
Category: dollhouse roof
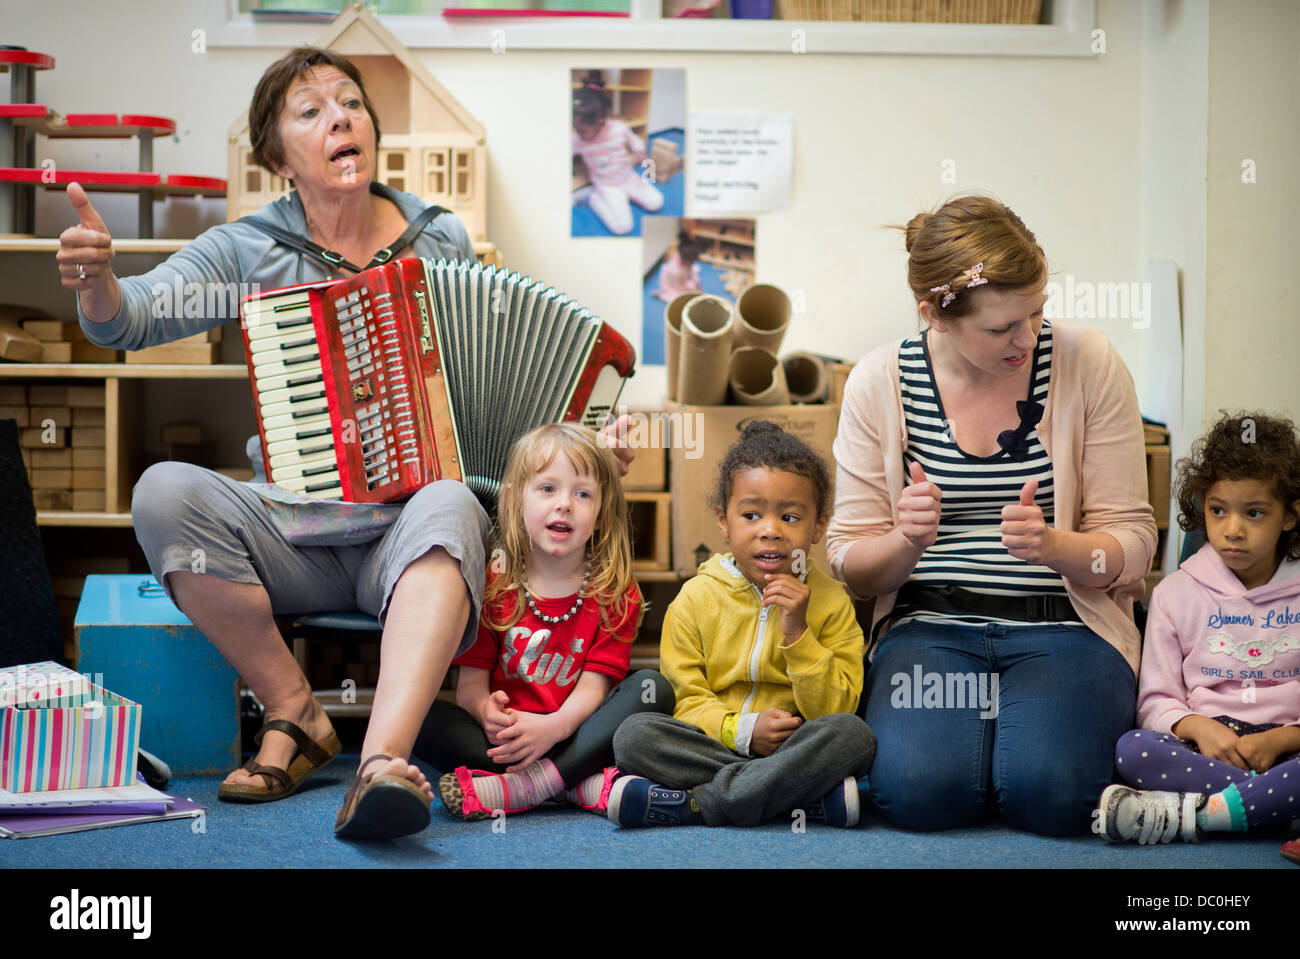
[225,2,485,142]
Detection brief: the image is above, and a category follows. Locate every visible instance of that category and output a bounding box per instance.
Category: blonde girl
[414,423,672,818]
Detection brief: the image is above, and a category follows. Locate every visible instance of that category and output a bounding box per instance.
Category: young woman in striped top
[827,195,1157,835]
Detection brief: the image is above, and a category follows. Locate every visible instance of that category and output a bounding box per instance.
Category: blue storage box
[74,575,240,775]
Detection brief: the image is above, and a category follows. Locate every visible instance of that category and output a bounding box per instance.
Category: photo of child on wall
[571,68,685,238]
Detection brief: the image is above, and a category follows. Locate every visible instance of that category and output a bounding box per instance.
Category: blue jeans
[862,619,1135,836]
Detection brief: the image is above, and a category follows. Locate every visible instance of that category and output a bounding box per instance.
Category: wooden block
[72,447,106,469]
[71,489,106,511]
[30,469,73,488]
[0,384,26,404]
[71,342,121,363]
[27,385,69,405]
[124,343,220,365]
[71,406,106,426]
[21,320,82,341]
[32,489,73,510]
[28,406,71,426]
[0,320,44,362]
[66,385,105,407]
[173,328,223,344]
[161,422,203,446]
[0,405,29,427]
[20,426,65,447]
[71,428,106,448]
[71,469,105,490]
[30,447,73,468]
[39,342,73,363]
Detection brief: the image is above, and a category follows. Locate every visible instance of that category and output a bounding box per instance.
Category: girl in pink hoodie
[1099,411,1300,846]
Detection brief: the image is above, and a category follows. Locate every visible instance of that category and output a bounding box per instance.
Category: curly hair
[710,420,833,522]
[1175,410,1300,561]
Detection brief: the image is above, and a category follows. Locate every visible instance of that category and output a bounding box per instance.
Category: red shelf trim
[0,50,55,69]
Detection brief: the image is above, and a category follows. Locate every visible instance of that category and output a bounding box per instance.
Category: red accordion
[239,258,636,504]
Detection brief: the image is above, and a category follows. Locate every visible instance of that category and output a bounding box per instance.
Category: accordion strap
[240,195,448,275]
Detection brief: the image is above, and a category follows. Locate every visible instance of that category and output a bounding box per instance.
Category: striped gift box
[0,661,141,793]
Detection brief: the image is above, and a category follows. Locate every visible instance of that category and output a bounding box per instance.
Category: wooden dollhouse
[225,3,493,256]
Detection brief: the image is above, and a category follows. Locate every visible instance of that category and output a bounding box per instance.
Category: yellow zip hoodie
[661,553,865,750]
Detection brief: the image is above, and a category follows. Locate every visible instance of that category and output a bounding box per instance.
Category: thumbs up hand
[898,459,942,550]
[1001,479,1054,564]
[57,183,115,291]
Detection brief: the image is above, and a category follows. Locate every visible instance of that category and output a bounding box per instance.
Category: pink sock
[471,759,564,811]
[564,770,612,810]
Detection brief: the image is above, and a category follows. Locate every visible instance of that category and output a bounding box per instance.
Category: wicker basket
[774,0,1042,22]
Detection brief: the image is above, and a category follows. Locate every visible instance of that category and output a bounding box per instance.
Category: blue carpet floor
[572,128,686,238]
[2,756,1291,869]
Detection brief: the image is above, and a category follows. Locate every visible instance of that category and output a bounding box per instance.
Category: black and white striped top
[897,319,1073,628]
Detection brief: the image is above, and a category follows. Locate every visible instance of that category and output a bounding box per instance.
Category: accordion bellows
[240,258,636,504]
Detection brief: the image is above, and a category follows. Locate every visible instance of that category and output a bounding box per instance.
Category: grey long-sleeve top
[75,183,476,545]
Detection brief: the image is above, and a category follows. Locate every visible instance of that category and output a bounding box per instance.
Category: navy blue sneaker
[805,776,861,828]
[606,775,704,827]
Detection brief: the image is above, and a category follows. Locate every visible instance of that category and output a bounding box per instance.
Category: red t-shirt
[454,582,639,714]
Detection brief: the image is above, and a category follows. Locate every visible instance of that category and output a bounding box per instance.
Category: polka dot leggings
[1115,718,1300,830]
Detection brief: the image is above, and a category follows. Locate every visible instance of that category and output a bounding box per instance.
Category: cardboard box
[0,661,142,792]
[667,401,840,578]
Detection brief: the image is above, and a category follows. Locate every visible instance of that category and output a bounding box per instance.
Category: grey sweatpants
[613,712,876,827]
[131,462,490,655]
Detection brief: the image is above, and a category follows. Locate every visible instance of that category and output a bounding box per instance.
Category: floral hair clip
[962,262,988,288]
[930,262,989,308]
[929,282,956,308]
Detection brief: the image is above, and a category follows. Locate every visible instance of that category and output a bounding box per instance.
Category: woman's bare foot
[358,756,434,802]
[222,689,335,789]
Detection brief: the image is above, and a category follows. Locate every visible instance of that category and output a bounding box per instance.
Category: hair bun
[903,213,930,254]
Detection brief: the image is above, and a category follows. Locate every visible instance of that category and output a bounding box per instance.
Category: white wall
[7,0,1296,423]
[1204,0,1300,423]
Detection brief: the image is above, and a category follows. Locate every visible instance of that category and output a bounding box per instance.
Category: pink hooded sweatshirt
[1138,543,1300,734]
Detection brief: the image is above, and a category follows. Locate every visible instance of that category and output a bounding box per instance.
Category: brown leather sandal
[334,754,432,840]
[217,719,341,804]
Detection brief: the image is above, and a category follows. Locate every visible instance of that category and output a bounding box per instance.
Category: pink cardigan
[827,321,1158,675]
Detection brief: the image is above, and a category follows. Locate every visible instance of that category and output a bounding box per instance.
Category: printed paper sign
[689,112,792,214]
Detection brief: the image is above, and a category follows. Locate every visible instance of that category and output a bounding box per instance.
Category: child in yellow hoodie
[609,421,876,827]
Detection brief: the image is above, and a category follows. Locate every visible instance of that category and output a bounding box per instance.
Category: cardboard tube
[664,293,694,403]
[782,352,830,404]
[733,284,791,354]
[677,295,733,406]
[729,346,790,406]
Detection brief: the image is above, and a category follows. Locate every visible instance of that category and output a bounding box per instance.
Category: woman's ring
[77,264,87,281]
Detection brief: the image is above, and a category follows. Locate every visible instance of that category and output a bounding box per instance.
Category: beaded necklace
[523,555,593,624]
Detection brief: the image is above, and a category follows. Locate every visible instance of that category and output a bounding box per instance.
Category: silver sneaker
[1099,785,1200,844]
